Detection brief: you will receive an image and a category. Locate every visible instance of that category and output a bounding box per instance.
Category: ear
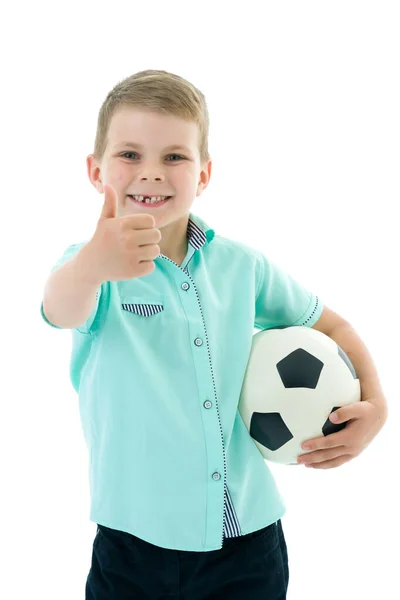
[197,159,212,196]
[87,154,104,194]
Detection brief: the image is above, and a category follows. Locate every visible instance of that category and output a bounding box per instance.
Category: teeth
[132,195,167,204]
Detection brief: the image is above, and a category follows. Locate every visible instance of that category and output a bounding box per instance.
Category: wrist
[74,242,104,288]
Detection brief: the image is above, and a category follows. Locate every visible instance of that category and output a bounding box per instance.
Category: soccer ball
[238,326,361,465]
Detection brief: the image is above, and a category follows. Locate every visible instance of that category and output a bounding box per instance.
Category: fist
[86,184,162,283]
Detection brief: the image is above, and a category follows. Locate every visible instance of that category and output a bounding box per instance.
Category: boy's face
[87,107,211,231]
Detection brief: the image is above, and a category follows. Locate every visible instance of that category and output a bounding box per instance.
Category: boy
[41,69,387,599]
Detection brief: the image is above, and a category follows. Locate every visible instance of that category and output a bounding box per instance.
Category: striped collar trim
[187,213,215,250]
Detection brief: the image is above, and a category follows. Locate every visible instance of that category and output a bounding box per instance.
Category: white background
[1,1,399,598]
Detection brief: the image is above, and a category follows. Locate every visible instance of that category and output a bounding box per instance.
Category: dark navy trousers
[85,519,289,599]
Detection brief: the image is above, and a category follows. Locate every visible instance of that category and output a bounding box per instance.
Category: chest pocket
[120,296,165,317]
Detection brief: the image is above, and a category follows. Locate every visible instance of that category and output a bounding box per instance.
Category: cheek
[116,170,126,183]
[178,165,197,185]
[106,160,128,182]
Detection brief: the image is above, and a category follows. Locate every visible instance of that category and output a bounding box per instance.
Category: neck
[158,216,189,264]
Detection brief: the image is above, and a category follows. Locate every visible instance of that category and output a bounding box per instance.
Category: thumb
[99,184,118,220]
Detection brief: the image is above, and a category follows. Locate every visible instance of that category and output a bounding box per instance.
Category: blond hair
[93,69,210,165]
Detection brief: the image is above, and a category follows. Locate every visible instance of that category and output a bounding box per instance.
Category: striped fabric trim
[121,304,164,316]
[223,486,242,538]
[187,218,207,250]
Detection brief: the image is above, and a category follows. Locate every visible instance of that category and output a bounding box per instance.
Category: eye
[121,152,185,161]
[166,154,185,161]
[122,152,138,160]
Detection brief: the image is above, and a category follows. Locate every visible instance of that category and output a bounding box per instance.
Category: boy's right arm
[42,184,162,330]
[42,243,102,330]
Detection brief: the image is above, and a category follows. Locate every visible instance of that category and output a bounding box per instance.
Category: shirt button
[212,472,221,481]
[194,338,203,347]
[181,282,190,291]
[204,400,212,409]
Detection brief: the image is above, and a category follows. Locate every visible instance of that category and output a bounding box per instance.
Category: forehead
[107,107,199,151]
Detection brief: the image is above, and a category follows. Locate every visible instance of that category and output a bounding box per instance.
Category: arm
[42,243,102,330]
[312,306,387,417]
[296,308,388,468]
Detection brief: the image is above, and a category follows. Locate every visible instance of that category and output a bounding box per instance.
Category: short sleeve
[254,252,323,330]
[40,242,103,334]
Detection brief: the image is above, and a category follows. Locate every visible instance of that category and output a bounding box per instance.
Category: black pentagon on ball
[322,406,348,436]
[250,411,294,451]
[277,348,324,389]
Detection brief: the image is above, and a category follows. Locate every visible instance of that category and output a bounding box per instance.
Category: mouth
[127,194,172,207]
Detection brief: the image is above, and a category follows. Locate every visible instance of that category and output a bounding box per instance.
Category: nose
[139,167,165,183]
[140,175,164,182]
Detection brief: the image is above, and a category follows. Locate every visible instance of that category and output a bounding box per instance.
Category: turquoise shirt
[41,213,323,551]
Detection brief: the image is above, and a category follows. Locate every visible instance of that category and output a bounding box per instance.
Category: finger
[329,401,368,424]
[138,244,161,263]
[134,227,162,247]
[122,213,157,230]
[99,184,118,220]
[298,446,347,464]
[306,455,353,469]
[302,430,346,451]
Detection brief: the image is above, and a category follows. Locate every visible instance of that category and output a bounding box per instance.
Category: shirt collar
[187,213,215,250]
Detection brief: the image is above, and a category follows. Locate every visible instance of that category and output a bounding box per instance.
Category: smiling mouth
[128,195,172,206]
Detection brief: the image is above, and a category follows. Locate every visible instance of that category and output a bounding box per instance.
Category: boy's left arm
[297,306,388,469]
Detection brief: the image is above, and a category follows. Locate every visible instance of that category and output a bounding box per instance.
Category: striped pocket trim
[121,303,164,316]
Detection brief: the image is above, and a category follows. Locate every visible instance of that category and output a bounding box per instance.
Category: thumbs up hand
[86,184,162,284]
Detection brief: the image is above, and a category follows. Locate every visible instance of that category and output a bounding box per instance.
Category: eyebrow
[115,142,193,153]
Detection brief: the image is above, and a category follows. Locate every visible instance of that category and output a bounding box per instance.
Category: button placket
[169,258,229,544]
